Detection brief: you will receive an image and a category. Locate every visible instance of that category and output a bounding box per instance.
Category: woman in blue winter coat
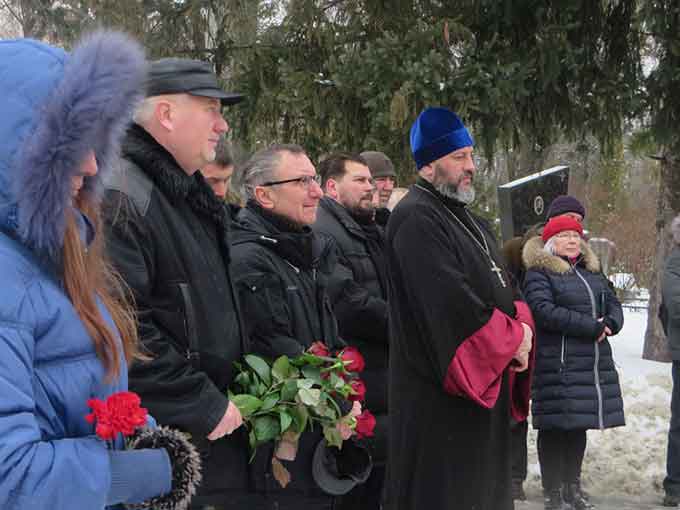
[522,215,624,510]
[0,32,198,509]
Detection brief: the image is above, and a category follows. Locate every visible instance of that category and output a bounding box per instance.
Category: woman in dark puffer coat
[522,216,624,510]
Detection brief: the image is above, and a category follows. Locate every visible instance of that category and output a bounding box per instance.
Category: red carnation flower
[348,379,367,402]
[85,398,115,440]
[354,410,376,439]
[107,392,148,436]
[308,341,330,357]
[86,391,148,441]
[339,346,365,372]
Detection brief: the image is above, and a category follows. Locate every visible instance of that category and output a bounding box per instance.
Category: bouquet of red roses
[229,342,376,487]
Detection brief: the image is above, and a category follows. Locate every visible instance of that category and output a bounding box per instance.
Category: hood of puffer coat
[0,31,146,263]
[522,235,601,274]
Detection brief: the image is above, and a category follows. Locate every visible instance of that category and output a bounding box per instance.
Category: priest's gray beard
[433,166,476,204]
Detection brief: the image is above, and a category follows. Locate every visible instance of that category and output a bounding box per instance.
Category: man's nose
[466,155,476,173]
[215,182,227,199]
[216,116,229,134]
[309,180,323,198]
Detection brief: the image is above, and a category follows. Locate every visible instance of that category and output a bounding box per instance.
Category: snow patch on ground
[524,308,672,500]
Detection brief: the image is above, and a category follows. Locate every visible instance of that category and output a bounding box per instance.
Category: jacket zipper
[178,282,201,368]
[573,266,605,430]
[560,335,566,368]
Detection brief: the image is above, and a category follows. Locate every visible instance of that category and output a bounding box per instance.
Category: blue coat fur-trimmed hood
[0,31,146,263]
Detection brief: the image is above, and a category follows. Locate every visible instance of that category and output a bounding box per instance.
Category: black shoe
[512,479,527,501]
[563,482,594,510]
[543,489,564,510]
[664,493,680,507]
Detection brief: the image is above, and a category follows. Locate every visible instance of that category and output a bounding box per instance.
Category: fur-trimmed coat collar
[522,235,601,274]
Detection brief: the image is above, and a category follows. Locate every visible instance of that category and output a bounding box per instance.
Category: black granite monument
[497,165,570,243]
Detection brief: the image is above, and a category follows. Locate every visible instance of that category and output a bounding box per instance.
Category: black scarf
[122,124,229,234]
[244,202,316,270]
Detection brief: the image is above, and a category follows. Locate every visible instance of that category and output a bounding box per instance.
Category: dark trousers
[192,494,335,510]
[537,429,587,491]
[665,361,680,496]
[511,419,528,482]
[336,464,385,510]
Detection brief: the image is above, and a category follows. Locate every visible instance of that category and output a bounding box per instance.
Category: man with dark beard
[385,107,535,510]
[314,153,389,510]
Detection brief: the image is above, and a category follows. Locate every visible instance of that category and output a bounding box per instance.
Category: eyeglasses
[260,174,321,188]
[554,232,581,240]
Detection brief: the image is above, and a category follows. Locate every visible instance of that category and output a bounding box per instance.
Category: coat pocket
[178,282,201,368]
[238,273,290,336]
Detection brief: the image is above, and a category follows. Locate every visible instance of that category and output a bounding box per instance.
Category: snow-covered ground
[523,307,672,502]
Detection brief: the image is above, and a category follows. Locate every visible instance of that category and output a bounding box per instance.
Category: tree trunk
[643,148,680,361]
[18,0,45,39]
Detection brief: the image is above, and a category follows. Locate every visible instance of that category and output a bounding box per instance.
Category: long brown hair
[62,197,139,380]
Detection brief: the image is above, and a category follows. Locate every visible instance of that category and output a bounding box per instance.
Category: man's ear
[156,100,174,132]
[254,186,275,210]
[325,178,339,200]
[418,164,434,181]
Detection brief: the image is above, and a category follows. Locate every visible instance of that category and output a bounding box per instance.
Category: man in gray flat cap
[102,58,250,509]
[360,150,396,227]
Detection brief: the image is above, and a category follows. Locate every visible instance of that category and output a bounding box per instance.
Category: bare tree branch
[1,0,23,27]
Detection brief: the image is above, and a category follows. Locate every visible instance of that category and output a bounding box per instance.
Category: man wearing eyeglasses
[229,145,360,509]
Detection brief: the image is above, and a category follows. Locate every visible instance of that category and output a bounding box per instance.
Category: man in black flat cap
[102,58,251,509]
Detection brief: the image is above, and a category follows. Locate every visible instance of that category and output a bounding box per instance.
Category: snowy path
[521,308,672,507]
[518,496,669,509]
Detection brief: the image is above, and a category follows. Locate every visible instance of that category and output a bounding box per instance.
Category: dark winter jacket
[662,245,680,361]
[522,236,625,431]
[230,203,344,500]
[102,124,249,500]
[375,207,391,228]
[314,197,389,417]
[0,33,173,509]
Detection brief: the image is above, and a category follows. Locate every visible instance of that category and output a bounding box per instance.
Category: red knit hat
[542,215,583,243]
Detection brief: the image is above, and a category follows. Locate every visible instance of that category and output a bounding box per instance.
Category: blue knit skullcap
[410,107,474,169]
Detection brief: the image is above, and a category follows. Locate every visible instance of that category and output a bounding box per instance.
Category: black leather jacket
[102,124,249,498]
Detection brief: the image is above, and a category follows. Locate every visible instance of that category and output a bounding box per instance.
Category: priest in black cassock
[385,107,535,510]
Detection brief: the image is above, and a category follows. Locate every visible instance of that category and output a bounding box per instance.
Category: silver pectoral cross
[491,260,507,288]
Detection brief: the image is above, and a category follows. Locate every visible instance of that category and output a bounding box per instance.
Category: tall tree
[640,0,680,360]
[229,0,641,184]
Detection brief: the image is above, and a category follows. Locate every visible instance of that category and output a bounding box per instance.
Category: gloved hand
[125,426,202,510]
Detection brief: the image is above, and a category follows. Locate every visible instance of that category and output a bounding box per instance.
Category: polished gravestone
[497,165,570,242]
